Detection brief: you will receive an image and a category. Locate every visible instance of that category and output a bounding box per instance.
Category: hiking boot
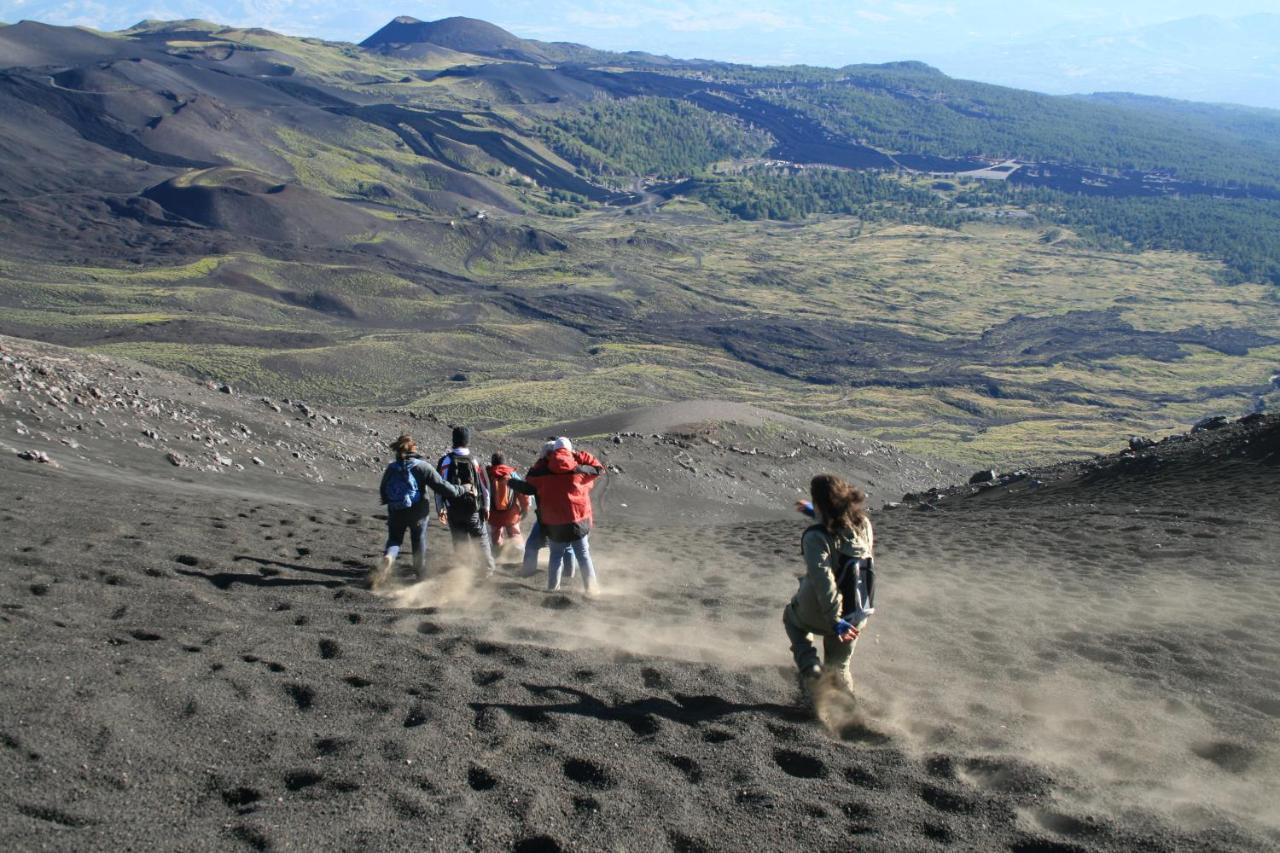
[822,666,855,697]
[797,664,822,696]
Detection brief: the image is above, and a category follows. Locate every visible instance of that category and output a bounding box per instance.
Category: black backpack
[444,453,480,514]
[803,524,875,619]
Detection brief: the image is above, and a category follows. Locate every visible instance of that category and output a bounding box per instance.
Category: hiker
[783,474,876,697]
[435,426,497,576]
[519,441,577,581]
[372,434,464,589]
[509,437,603,594]
[485,451,530,558]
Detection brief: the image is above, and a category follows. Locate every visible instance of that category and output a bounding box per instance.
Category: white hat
[552,436,573,452]
[539,439,557,459]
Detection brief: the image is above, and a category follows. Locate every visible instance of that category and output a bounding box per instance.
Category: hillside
[2,335,1277,850]
[0,17,1278,466]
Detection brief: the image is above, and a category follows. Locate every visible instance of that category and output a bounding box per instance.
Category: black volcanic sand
[2,340,1279,850]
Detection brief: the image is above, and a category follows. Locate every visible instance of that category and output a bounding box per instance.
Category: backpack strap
[799,522,826,555]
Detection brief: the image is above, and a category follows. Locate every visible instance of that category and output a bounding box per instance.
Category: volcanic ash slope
[0,335,1277,851]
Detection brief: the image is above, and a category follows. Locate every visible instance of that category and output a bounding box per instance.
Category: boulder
[1191,415,1229,433]
[1128,435,1156,451]
[968,469,997,485]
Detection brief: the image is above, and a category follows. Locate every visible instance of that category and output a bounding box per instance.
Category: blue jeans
[547,535,597,591]
[522,520,575,578]
[385,501,431,575]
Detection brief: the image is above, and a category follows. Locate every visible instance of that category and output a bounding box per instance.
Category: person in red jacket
[509,436,603,594]
[485,451,530,558]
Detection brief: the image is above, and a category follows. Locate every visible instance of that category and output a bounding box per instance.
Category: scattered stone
[1128,435,1156,451]
[215,455,233,467]
[1192,415,1229,433]
[218,383,233,394]
[450,373,468,382]
[17,449,57,466]
[969,469,997,485]
[166,452,186,467]
[252,457,265,466]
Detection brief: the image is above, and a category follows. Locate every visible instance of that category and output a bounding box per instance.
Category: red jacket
[485,464,529,527]
[515,448,602,532]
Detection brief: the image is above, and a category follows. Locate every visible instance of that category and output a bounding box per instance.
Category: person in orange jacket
[485,451,530,557]
[509,437,603,594]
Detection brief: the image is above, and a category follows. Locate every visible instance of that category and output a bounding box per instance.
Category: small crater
[284,684,314,711]
[404,706,431,728]
[467,765,497,791]
[641,667,669,689]
[29,584,49,596]
[318,639,341,659]
[174,555,199,567]
[513,837,563,853]
[221,786,262,810]
[472,670,505,687]
[773,749,828,779]
[922,822,953,843]
[284,770,323,791]
[129,630,163,642]
[668,831,712,853]
[417,622,443,636]
[344,676,372,688]
[563,758,616,789]
[315,737,350,756]
[662,754,702,784]
[572,795,599,813]
[702,729,735,743]
[1191,740,1257,773]
[228,825,271,851]
[920,784,975,814]
[626,714,661,737]
[1032,809,1100,838]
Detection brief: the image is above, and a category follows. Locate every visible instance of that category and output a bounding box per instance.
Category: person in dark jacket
[372,433,464,589]
[435,426,497,576]
[510,437,603,594]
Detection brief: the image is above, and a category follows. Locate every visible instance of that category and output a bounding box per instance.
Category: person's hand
[438,511,448,525]
[834,619,860,642]
[795,499,814,516]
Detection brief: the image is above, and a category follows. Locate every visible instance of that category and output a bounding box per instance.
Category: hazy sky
[5,1,1279,105]
[0,1,1273,63]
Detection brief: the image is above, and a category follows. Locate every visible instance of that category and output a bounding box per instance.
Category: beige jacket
[787,518,874,634]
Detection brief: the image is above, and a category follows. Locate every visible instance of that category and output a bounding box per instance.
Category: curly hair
[389,433,417,457]
[810,473,868,535]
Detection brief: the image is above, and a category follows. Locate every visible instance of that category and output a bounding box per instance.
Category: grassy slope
[4,213,1276,465]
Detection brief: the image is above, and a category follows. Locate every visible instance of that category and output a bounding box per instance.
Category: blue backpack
[385,460,421,508]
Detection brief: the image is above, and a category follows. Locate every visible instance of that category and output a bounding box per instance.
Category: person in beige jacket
[783,474,876,695]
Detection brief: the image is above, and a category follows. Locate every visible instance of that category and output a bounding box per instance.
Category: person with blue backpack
[370,433,464,590]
